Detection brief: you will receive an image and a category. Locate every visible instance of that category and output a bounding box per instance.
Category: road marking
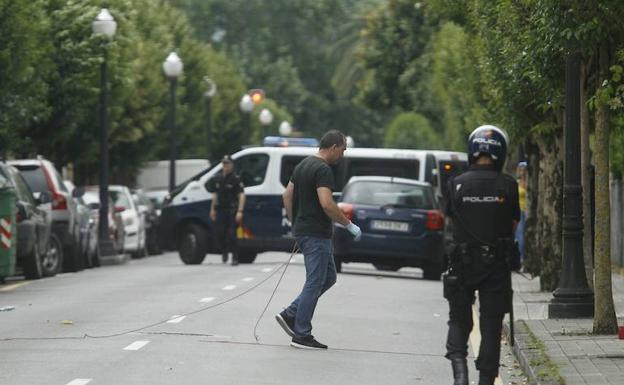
[0,281,31,292]
[66,379,92,385]
[167,315,186,324]
[242,277,254,282]
[222,285,236,291]
[470,305,503,385]
[199,297,215,303]
[123,340,150,351]
[261,267,273,272]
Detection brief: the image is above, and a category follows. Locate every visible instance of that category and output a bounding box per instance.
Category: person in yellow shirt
[515,162,527,269]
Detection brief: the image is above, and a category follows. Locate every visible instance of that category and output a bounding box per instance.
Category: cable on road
[0,249,298,342]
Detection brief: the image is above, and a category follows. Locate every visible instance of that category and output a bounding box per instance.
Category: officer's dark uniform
[211,169,244,264]
[444,163,520,384]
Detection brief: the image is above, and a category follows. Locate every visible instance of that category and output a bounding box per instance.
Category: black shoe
[451,358,468,385]
[275,311,295,337]
[222,253,228,263]
[231,259,238,266]
[290,335,327,350]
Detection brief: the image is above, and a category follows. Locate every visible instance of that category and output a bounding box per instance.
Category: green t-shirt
[291,156,335,238]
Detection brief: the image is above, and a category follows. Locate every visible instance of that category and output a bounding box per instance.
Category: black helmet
[468,125,509,170]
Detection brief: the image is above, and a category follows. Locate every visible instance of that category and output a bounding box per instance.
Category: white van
[158,145,467,264]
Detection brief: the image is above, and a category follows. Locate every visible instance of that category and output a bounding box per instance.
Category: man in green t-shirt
[275,130,362,350]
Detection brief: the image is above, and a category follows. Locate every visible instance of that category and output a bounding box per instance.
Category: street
[1,252,525,385]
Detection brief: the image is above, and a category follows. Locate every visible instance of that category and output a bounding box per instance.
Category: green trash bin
[0,185,17,281]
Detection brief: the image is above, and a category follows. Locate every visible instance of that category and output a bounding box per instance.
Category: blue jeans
[514,211,526,263]
[284,236,337,338]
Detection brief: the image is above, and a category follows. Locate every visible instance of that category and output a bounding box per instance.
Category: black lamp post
[163,52,183,192]
[239,94,254,140]
[548,50,594,318]
[203,77,217,162]
[92,8,117,256]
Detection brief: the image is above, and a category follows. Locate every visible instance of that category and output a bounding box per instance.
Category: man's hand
[346,222,362,241]
[235,211,243,224]
[210,208,216,222]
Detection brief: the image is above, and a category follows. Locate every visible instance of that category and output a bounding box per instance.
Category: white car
[109,185,146,258]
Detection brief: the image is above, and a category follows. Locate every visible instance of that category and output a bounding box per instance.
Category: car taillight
[41,164,67,210]
[425,210,444,231]
[338,202,353,221]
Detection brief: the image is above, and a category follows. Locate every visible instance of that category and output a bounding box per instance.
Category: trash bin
[0,185,17,281]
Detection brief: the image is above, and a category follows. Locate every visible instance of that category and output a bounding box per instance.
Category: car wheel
[422,263,442,281]
[372,263,401,272]
[237,251,257,264]
[178,223,208,265]
[40,237,60,277]
[23,240,43,280]
[334,254,342,273]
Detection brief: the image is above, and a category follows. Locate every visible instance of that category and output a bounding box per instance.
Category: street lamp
[163,52,183,192]
[278,121,292,136]
[92,8,117,257]
[258,108,274,138]
[203,77,217,162]
[239,94,254,139]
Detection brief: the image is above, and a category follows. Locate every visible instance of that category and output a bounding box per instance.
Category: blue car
[333,176,445,280]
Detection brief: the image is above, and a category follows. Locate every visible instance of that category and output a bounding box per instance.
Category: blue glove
[345,222,362,241]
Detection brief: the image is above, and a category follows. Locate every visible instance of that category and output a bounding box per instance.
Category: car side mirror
[72,186,85,198]
[114,206,126,213]
[37,191,52,205]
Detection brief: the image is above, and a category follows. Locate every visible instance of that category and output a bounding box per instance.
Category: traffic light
[248,89,265,105]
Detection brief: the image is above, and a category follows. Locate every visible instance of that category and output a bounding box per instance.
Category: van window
[234,154,270,187]
[340,158,419,191]
[280,156,306,187]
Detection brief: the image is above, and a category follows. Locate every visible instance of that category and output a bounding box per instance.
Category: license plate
[370,220,409,232]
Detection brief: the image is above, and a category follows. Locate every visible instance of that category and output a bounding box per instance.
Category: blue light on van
[263,136,319,147]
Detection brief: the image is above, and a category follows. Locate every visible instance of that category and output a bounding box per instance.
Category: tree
[383,112,443,149]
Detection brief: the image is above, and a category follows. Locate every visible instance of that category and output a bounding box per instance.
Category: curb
[502,320,564,385]
[99,253,129,265]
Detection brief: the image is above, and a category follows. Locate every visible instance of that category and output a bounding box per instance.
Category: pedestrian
[209,155,246,266]
[443,125,520,385]
[515,161,527,271]
[275,130,362,350]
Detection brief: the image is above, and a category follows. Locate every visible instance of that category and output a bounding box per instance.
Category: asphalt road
[0,251,526,385]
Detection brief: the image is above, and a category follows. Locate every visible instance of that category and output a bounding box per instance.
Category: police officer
[443,125,520,385]
[209,155,246,266]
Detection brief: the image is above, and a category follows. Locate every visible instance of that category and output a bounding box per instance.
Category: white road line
[222,285,236,291]
[261,267,273,272]
[66,380,91,385]
[123,340,150,351]
[242,277,254,282]
[199,297,215,303]
[470,306,503,385]
[167,315,186,324]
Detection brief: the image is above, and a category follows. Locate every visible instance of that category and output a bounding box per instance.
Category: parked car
[333,176,445,280]
[0,164,56,279]
[81,188,125,255]
[144,189,168,216]
[132,189,161,255]
[64,181,99,268]
[8,157,82,273]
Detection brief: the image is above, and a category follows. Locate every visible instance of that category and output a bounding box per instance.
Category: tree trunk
[593,42,618,334]
[524,131,564,291]
[580,58,594,289]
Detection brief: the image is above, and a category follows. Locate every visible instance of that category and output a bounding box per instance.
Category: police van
[158,140,467,264]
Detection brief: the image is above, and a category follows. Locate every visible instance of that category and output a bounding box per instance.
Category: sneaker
[275,311,295,337]
[290,335,328,350]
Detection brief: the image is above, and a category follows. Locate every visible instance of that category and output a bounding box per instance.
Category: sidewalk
[504,272,624,385]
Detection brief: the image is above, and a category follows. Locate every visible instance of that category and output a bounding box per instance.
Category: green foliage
[383,112,443,149]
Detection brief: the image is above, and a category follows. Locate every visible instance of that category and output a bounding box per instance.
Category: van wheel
[237,252,257,264]
[373,263,401,272]
[334,255,343,273]
[23,241,43,280]
[179,223,207,264]
[422,263,442,281]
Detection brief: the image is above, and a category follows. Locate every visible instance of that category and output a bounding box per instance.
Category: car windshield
[15,166,49,193]
[109,190,131,209]
[343,180,435,209]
